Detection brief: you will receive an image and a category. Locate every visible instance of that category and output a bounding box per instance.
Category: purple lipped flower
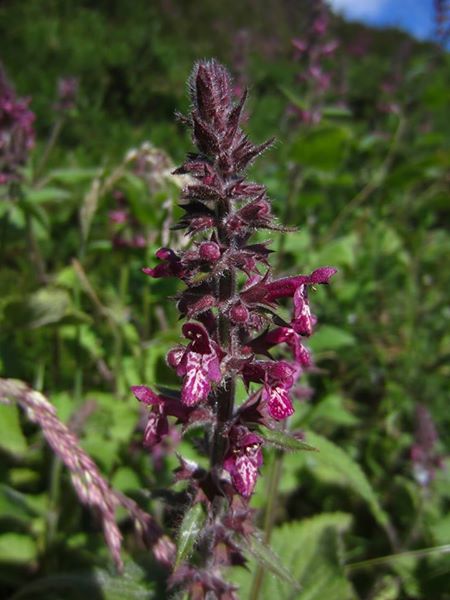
[132,385,191,447]
[166,322,222,406]
[0,64,35,185]
[224,427,263,498]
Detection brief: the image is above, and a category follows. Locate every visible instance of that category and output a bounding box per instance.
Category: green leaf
[245,534,301,591]
[48,168,99,184]
[304,432,390,530]
[26,187,71,204]
[230,513,355,599]
[321,105,352,119]
[111,467,141,493]
[9,562,153,599]
[315,234,358,269]
[0,533,38,563]
[259,428,318,452]
[309,325,356,353]
[9,468,40,487]
[28,287,71,328]
[307,395,359,428]
[0,404,27,455]
[176,502,206,567]
[289,125,352,172]
[279,85,307,110]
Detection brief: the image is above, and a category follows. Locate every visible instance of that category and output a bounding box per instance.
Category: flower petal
[263,383,294,420]
[181,352,212,406]
[131,385,160,406]
[292,285,314,336]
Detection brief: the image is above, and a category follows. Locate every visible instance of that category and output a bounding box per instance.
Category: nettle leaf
[245,534,300,591]
[176,502,206,567]
[306,394,359,428]
[0,403,27,455]
[304,432,390,530]
[259,428,318,452]
[231,513,354,599]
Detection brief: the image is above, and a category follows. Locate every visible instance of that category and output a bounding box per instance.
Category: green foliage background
[0,1,449,598]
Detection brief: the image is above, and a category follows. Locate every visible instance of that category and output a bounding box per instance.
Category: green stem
[114,264,129,398]
[19,187,47,282]
[0,204,10,264]
[346,544,450,572]
[249,446,285,600]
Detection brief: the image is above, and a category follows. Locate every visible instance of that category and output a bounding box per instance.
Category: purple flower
[242,360,297,421]
[0,64,35,185]
[54,77,79,113]
[131,385,191,446]
[224,427,263,498]
[250,326,312,368]
[143,247,185,278]
[167,322,222,406]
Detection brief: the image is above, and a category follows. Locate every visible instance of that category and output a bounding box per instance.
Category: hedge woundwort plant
[133,59,336,597]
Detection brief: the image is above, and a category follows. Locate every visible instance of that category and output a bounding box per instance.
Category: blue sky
[329,0,436,41]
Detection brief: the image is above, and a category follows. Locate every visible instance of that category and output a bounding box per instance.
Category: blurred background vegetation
[0,0,449,598]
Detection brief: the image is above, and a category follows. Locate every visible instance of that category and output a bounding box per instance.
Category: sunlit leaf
[304,432,390,530]
[0,404,27,455]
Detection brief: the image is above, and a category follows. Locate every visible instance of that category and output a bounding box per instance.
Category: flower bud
[199,242,221,261]
[230,303,249,324]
